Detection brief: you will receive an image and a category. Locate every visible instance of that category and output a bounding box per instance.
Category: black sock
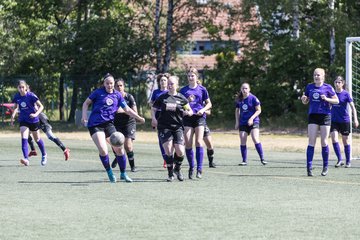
[207,149,214,162]
[174,153,184,170]
[127,151,135,168]
[28,135,36,151]
[164,155,174,175]
[52,138,66,151]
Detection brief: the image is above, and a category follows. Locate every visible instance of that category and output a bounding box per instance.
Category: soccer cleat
[166,175,175,182]
[345,163,351,168]
[131,166,137,172]
[239,161,247,166]
[106,169,117,183]
[28,150,37,157]
[64,148,70,161]
[188,168,194,179]
[321,167,328,176]
[307,169,313,177]
[335,161,344,168]
[261,159,268,165]
[120,172,133,182]
[174,168,184,181]
[20,158,30,166]
[196,170,202,179]
[111,158,118,169]
[209,160,216,168]
[41,155,47,166]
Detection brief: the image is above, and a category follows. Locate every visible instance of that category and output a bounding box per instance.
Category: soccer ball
[109,132,125,147]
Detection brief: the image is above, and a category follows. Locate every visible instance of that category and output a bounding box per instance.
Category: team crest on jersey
[312,92,320,99]
[106,98,114,106]
[20,101,27,108]
[188,95,195,102]
[166,103,177,111]
[242,104,248,111]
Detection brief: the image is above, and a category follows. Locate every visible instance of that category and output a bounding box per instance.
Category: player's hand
[137,117,145,124]
[81,118,88,127]
[151,118,157,128]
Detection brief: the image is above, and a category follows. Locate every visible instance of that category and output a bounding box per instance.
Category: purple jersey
[305,83,336,115]
[12,91,40,123]
[180,85,209,115]
[151,89,168,102]
[331,90,353,123]
[235,94,261,125]
[87,88,127,127]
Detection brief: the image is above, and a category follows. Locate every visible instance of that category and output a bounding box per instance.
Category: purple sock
[186,148,195,169]
[159,141,166,160]
[36,139,46,156]
[100,155,110,170]
[116,154,127,173]
[196,147,204,171]
[332,142,342,161]
[306,146,314,170]
[255,143,264,160]
[240,145,247,162]
[322,145,329,168]
[21,138,29,159]
[344,144,351,164]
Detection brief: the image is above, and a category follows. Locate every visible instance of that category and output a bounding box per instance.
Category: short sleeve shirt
[235,94,261,126]
[114,92,137,126]
[12,91,40,123]
[180,85,209,116]
[305,83,336,115]
[331,90,353,123]
[87,88,127,127]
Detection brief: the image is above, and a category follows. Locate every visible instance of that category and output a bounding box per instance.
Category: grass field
[1,131,360,240]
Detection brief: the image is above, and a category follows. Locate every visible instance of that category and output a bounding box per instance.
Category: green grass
[1,135,360,240]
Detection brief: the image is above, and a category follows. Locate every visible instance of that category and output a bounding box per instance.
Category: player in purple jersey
[330,76,359,168]
[150,73,170,169]
[152,75,193,182]
[180,67,212,179]
[203,110,216,168]
[301,68,339,177]
[81,73,145,183]
[10,80,47,166]
[235,83,267,166]
[110,79,138,172]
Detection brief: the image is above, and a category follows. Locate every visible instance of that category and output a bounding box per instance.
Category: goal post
[346,37,360,160]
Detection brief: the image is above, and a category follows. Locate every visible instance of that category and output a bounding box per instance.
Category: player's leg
[320,125,330,176]
[306,123,319,176]
[32,128,47,166]
[173,128,185,181]
[45,128,70,160]
[184,126,195,179]
[194,125,205,178]
[250,126,266,165]
[27,133,37,157]
[124,137,137,172]
[20,126,30,166]
[342,133,351,168]
[239,126,248,165]
[331,128,343,167]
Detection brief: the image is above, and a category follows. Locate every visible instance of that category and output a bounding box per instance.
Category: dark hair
[334,75,346,90]
[102,73,114,82]
[235,83,250,101]
[156,73,170,88]
[115,78,125,86]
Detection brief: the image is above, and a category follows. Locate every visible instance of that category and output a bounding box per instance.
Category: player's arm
[81,98,92,126]
[183,103,193,116]
[350,102,359,128]
[197,98,212,116]
[321,94,339,104]
[122,102,145,124]
[30,100,44,118]
[248,105,261,126]
[301,92,309,104]
[10,103,18,126]
[235,108,240,130]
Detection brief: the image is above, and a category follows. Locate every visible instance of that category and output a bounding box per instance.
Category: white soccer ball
[109,132,125,147]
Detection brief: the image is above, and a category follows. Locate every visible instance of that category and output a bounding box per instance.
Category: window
[196,0,208,5]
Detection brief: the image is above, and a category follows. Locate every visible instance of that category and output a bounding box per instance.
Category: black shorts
[308,114,331,126]
[239,124,260,135]
[158,128,184,145]
[330,122,351,136]
[88,121,117,138]
[115,123,136,140]
[183,115,206,128]
[20,121,40,131]
[204,125,211,138]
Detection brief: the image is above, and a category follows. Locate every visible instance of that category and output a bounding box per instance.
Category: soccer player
[180,67,212,179]
[150,73,170,168]
[81,73,145,183]
[27,112,70,160]
[10,80,47,166]
[235,83,267,166]
[301,68,339,176]
[152,75,193,182]
[110,79,138,172]
[330,76,359,168]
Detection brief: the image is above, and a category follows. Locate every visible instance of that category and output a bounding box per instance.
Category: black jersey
[153,92,189,130]
[113,93,136,127]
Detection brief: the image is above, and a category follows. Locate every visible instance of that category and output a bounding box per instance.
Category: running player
[330,76,359,168]
[150,73,170,168]
[235,83,267,166]
[27,112,70,160]
[110,79,138,172]
[152,75,193,181]
[180,67,212,179]
[301,68,339,176]
[11,80,47,166]
[81,73,145,183]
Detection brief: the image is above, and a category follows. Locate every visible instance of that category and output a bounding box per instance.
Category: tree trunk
[154,0,162,73]
[292,0,300,39]
[59,74,64,121]
[162,0,174,73]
